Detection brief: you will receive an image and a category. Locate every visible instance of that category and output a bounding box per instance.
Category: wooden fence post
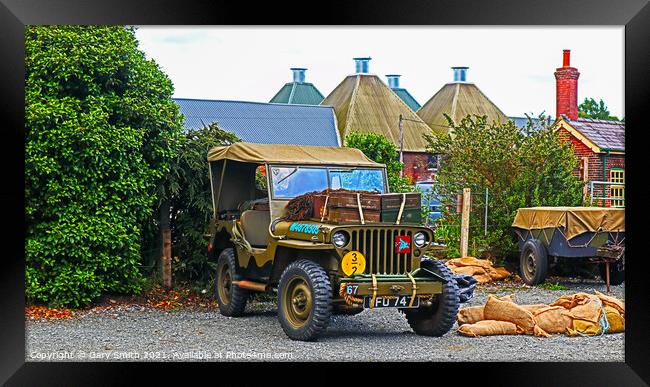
[162,229,172,289]
[460,188,471,257]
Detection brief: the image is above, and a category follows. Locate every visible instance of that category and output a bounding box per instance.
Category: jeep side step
[233,280,268,292]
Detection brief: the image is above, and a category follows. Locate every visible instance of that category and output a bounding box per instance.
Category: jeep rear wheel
[215,248,249,317]
[404,259,459,337]
[277,260,332,341]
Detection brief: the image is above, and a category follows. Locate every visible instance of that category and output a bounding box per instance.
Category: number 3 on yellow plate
[342,251,366,277]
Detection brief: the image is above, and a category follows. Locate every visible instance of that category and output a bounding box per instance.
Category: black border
[2,0,649,385]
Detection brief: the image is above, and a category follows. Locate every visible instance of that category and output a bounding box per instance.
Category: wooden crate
[326,207,381,224]
[312,194,328,219]
[381,192,421,210]
[328,192,382,210]
[381,208,422,224]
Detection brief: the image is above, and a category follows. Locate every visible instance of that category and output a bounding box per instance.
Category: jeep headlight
[332,231,349,248]
[413,232,428,247]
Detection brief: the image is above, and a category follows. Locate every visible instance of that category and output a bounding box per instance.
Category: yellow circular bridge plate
[342,251,366,277]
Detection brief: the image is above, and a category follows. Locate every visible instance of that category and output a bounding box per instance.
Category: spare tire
[519,239,548,285]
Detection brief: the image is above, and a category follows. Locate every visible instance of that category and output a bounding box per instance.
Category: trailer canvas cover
[512,207,624,240]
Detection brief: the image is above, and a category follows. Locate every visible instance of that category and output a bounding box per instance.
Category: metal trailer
[511,207,625,291]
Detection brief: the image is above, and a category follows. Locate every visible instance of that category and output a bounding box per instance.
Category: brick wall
[557,126,602,181]
[557,126,626,204]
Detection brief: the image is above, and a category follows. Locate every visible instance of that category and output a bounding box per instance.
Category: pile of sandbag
[446,257,511,283]
[457,291,624,337]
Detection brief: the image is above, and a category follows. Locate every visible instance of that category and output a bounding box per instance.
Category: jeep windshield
[270,166,386,199]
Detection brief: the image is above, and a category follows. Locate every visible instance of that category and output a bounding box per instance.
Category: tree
[344,131,412,192]
[25,26,184,307]
[425,114,584,257]
[578,98,619,120]
[157,123,239,282]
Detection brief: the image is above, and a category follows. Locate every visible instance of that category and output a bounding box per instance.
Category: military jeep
[207,142,459,341]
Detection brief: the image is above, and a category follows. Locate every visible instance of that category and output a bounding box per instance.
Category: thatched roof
[417,82,508,135]
[321,74,432,152]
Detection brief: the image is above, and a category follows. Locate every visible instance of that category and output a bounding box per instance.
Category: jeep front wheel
[215,248,249,317]
[277,260,332,341]
[404,259,460,337]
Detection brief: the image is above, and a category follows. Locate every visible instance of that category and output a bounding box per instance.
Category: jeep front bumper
[338,269,445,309]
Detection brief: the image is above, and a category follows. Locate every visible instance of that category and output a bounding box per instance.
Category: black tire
[599,258,625,286]
[215,248,249,317]
[277,260,332,341]
[404,259,460,337]
[519,239,548,285]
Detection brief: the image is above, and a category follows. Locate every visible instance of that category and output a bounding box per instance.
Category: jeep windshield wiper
[276,167,298,185]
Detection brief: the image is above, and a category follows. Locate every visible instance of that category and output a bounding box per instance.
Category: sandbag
[568,318,602,337]
[594,290,625,318]
[446,257,511,283]
[457,306,485,325]
[533,325,551,337]
[483,295,535,333]
[456,295,514,325]
[555,293,603,322]
[522,304,550,314]
[532,306,573,335]
[458,320,521,337]
[603,305,625,333]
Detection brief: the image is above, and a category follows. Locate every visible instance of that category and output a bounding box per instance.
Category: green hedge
[25,26,184,307]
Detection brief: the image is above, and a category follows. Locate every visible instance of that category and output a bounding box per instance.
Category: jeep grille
[349,229,413,275]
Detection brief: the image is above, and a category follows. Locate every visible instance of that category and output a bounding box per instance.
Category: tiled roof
[174,98,340,147]
[391,88,421,112]
[270,82,325,105]
[564,115,625,151]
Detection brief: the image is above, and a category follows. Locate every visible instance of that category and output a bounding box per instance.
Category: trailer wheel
[599,258,625,286]
[519,239,548,285]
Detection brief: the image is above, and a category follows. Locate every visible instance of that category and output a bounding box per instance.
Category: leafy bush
[344,131,412,192]
[162,123,239,282]
[25,26,184,307]
[426,114,584,258]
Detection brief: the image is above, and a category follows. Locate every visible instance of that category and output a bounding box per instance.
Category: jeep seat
[240,210,271,248]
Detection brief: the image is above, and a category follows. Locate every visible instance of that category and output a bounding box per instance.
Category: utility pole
[399,114,404,177]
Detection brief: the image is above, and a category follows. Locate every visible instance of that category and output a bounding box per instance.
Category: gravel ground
[26,278,624,362]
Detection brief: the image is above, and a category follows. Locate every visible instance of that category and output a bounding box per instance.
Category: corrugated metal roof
[417,82,509,135]
[565,116,625,151]
[174,98,340,146]
[392,88,421,112]
[270,82,325,105]
[321,74,432,152]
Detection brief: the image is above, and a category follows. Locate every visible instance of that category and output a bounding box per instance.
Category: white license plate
[363,295,419,309]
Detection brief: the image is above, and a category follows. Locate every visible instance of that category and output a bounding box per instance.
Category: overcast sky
[135,26,624,119]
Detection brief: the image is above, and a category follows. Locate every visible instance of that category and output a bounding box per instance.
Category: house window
[427,154,440,172]
[610,168,624,183]
[609,168,624,207]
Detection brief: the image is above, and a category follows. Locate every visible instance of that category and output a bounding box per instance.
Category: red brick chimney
[554,49,580,121]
